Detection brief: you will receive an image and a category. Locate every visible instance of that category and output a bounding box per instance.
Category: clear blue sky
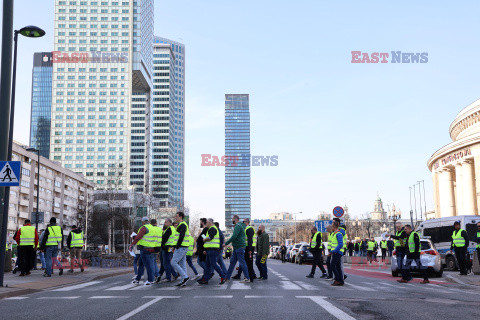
[3,0,480,225]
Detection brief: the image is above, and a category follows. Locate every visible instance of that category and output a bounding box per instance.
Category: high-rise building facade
[51,0,154,191]
[225,94,251,229]
[30,52,53,159]
[153,37,185,209]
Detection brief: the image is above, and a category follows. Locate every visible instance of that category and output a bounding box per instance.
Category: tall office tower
[30,52,53,159]
[51,0,154,191]
[153,37,185,209]
[225,94,251,229]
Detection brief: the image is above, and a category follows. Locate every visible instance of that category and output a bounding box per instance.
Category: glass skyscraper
[30,52,53,159]
[225,94,251,229]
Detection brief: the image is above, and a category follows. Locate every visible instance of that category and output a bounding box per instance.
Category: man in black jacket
[398,225,429,284]
[451,221,470,275]
[389,222,408,274]
[196,218,208,273]
[40,218,64,277]
[306,226,327,278]
[66,225,84,273]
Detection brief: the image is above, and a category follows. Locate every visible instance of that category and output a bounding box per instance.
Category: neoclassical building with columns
[428,99,480,218]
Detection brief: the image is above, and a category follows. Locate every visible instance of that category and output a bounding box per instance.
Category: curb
[444,274,480,287]
[0,269,132,300]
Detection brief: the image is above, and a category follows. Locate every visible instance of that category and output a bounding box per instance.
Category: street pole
[35,150,40,231]
[421,180,427,217]
[417,181,423,222]
[0,0,14,288]
[413,184,418,226]
[294,214,296,244]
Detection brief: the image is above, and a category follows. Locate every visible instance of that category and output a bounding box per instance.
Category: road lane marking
[52,281,103,291]
[37,296,80,299]
[84,281,123,291]
[294,281,318,290]
[106,284,137,291]
[117,297,179,320]
[344,282,375,291]
[280,281,302,290]
[89,296,130,299]
[297,296,356,320]
[194,295,233,298]
[230,282,251,290]
[4,297,28,300]
[157,287,178,290]
[379,282,409,289]
[245,295,283,298]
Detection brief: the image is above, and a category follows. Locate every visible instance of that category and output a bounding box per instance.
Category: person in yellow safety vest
[330,220,345,286]
[475,222,480,266]
[67,225,85,273]
[367,238,375,263]
[450,221,470,276]
[186,234,200,280]
[198,218,227,285]
[39,217,64,277]
[233,218,257,280]
[149,219,163,283]
[129,216,155,285]
[325,225,334,280]
[388,222,408,277]
[160,218,178,282]
[306,226,327,279]
[333,218,348,281]
[397,224,429,284]
[170,212,191,287]
[381,239,388,262]
[15,219,38,276]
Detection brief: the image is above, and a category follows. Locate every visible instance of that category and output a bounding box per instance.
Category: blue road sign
[315,220,333,233]
[333,206,344,218]
[0,161,21,187]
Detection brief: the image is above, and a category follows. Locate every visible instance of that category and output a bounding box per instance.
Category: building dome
[449,98,480,141]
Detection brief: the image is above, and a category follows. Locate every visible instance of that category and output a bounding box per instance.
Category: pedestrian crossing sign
[0,161,21,186]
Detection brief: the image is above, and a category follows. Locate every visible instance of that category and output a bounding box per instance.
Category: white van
[417,215,479,270]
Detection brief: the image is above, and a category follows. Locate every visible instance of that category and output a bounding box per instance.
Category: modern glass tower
[153,37,185,210]
[51,0,154,191]
[30,52,53,159]
[225,94,251,229]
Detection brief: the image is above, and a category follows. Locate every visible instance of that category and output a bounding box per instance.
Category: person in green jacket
[224,215,251,282]
[255,225,270,280]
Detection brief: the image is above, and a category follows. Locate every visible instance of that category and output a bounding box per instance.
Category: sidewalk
[443,271,480,286]
[0,267,132,299]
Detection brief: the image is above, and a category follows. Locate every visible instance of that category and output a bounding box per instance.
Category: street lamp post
[26,148,40,231]
[0,25,45,287]
[294,211,302,243]
[389,206,400,234]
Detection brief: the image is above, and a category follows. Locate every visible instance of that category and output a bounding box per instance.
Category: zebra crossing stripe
[52,281,102,291]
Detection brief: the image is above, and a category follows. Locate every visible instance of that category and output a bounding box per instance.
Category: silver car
[391,238,443,278]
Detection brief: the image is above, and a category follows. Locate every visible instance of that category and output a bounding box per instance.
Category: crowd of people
[129,213,271,286]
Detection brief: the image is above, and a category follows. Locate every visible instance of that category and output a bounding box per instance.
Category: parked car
[285,245,294,261]
[289,242,307,263]
[391,238,443,278]
[269,246,279,259]
[418,215,478,270]
[295,244,314,264]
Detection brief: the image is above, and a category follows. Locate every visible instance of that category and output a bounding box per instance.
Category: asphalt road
[1,259,479,320]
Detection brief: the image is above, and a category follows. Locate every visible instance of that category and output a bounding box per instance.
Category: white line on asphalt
[84,281,123,291]
[4,297,28,300]
[116,297,164,320]
[245,295,283,298]
[89,296,130,299]
[157,287,178,290]
[37,296,80,300]
[280,281,302,290]
[427,284,480,295]
[344,282,375,291]
[379,282,409,290]
[230,282,251,290]
[52,281,103,291]
[194,296,233,298]
[294,281,318,291]
[297,296,356,320]
[106,284,137,291]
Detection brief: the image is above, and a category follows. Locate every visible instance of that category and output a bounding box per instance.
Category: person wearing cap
[129,217,155,285]
[40,217,64,277]
[451,221,470,275]
[67,225,85,273]
[14,219,38,276]
[160,218,178,282]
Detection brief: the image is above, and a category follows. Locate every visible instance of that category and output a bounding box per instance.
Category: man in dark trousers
[389,222,408,274]
[15,219,38,276]
[280,243,287,263]
[233,218,256,280]
[196,218,208,273]
[40,217,64,277]
[398,224,429,284]
[451,221,470,275]
[306,226,327,279]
